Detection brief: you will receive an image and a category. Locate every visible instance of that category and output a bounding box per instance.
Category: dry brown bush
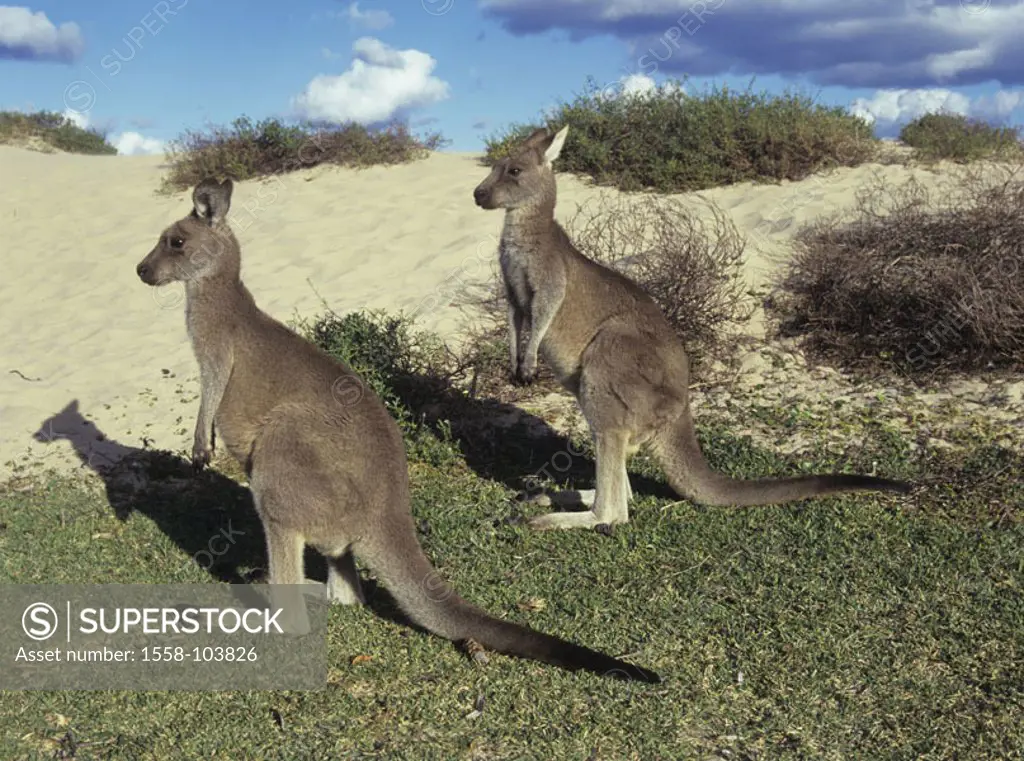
[769,166,1024,378]
[566,194,752,365]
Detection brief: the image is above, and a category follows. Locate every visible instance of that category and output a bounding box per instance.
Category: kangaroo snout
[136,257,163,286]
[136,250,169,286]
[473,184,493,209]
[136,260,159,286]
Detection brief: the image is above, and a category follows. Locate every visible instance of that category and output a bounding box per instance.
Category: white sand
[0,145,994,479]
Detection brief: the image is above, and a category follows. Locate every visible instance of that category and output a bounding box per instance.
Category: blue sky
[2,0,1023,154]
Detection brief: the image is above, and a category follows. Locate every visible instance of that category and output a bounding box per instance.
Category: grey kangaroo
[134,177,659,683]
[473,126,912,531]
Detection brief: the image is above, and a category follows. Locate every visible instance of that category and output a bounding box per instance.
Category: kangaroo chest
[498,238,534,311]
[186,301,228,366]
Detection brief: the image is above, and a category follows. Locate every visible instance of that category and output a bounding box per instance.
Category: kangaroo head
[33,399,85,443]
[473,125,569,211]
[136,178,240,287]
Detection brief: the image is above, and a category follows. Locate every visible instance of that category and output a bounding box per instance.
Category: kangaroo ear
[192,178,233,225]
[521,127,551,149]
[541,125,569,166]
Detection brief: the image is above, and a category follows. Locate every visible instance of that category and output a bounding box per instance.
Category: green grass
[2,311,1022,759]
[484,79,879,192]
[899,113,1023,162]
[162,116,447,192]
[0,110,117,155]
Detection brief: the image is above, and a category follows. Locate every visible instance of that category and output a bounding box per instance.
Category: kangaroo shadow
[384,370,676,510]
[31,400,445,634]
[34,400,267,584]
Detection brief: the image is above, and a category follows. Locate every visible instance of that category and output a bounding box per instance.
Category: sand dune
[0,145,995,479]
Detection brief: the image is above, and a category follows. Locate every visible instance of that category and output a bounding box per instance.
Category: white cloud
[61,106,88,129]
[345,2,394,30]
[851,88,1023,134]
[620,73,657,97]
[112,131,165,156]
[972,89,1024,121]
[850,90,972,126]
[0,6,84,63]
[292,37,450,124]
[48,108,164,155]
[598,73,686,101]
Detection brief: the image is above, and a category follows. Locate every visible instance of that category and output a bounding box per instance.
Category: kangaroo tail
[357,524,661,684]
[653,409,912,507]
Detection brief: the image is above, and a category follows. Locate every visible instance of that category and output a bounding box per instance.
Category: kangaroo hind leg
[528,430,630,531]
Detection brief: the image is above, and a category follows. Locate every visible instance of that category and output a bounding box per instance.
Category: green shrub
[899,113,1022,162]
[298,309,461,467]
[163,116,446,191]
[484,78,877,192]
[0,110,117,155]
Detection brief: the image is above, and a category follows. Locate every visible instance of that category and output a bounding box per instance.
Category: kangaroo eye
[170,237,185,249]
[508,167,521,177]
